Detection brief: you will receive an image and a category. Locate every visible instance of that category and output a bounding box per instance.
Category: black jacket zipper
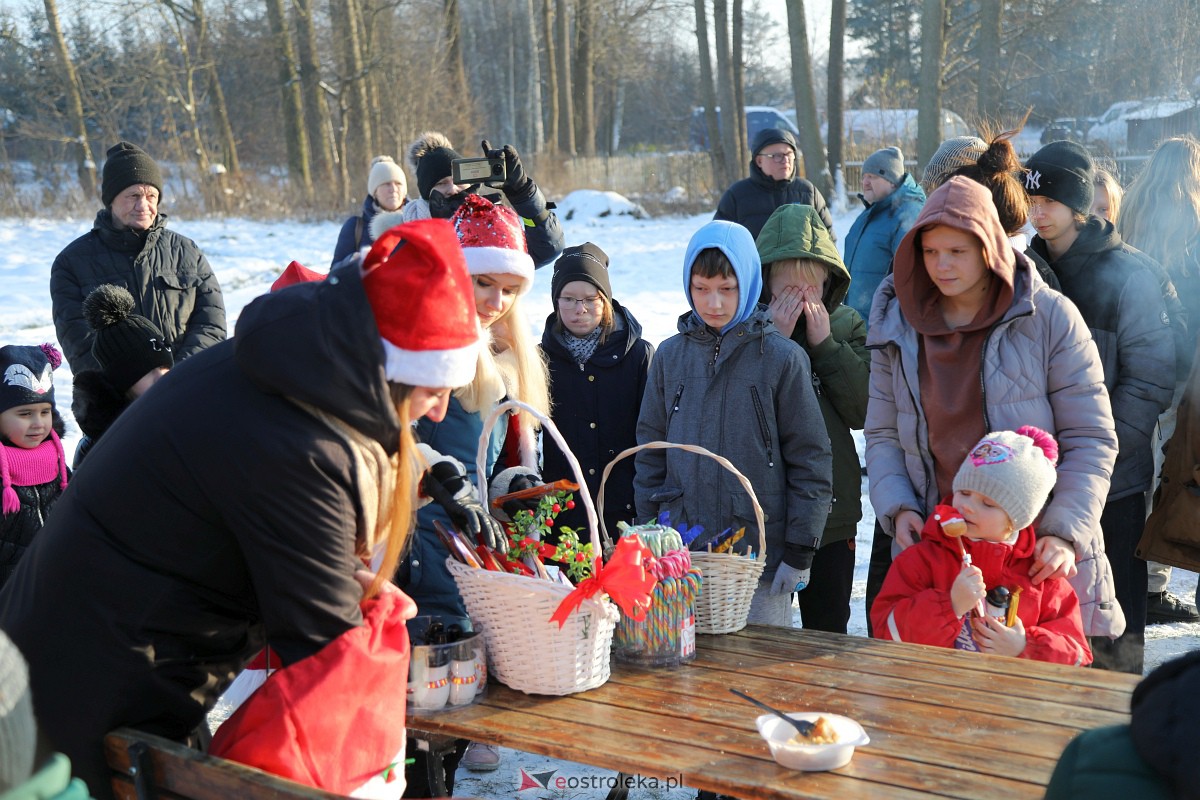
[749,386,774,467]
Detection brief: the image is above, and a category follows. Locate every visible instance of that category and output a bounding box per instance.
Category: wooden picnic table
[407,624,1140,799]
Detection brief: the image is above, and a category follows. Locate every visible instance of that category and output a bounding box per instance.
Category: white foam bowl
[755,712,870,771]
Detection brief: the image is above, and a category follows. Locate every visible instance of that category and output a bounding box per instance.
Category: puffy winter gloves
[769,543,816,595]
[422,458,506,551]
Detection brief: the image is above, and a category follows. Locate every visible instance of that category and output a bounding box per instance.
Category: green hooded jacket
[756,204,870,540]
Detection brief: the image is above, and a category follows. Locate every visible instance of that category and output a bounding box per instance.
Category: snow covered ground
[2,191,1196,799]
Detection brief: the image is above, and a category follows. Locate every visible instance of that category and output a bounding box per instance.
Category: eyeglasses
[557,295,602,311]
[759,151,795,163]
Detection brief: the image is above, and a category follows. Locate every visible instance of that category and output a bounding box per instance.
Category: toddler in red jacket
[871,426,1092,666]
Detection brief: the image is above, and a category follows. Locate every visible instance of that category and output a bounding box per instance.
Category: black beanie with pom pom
[82,285,174,393]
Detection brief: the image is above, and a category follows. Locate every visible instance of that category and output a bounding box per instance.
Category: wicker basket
[598,441,767,635]
[447,400,618,696]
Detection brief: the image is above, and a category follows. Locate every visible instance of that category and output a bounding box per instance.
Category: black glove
[481,139,532,198]
[500,472,543,520]
[423,459,505,550]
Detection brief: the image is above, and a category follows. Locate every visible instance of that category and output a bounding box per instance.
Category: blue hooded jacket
[683,220,762,335]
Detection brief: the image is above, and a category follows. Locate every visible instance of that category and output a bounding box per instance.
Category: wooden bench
[104,728,348,800]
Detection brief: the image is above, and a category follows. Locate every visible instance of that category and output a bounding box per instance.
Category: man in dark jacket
[50,142,226,373]
[1026,140,1175,675]
[714,128,835,240]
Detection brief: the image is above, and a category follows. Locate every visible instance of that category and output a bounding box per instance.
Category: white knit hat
[953,426,1059,531]
[0,630,36,792]
[366,155,407,198]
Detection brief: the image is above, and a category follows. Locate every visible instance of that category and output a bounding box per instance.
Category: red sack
[210,590,416,798]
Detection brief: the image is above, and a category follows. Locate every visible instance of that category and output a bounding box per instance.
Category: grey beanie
[0,630,36,791]
[953,427,1059,532]
[922,136,988,190]
[1023,140,1095,216]
[862,146,906,186]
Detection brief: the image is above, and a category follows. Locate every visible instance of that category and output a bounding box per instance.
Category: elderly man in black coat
[50,141,226,373]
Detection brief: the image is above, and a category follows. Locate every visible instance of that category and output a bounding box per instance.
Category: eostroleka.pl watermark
[518,767,682,792]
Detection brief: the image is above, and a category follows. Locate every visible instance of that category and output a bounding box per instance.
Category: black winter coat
[50,211,226,373]
[0,473,64,589]
[0,261,400,799]
[330,194,383,267]
[1031,219,1176,499]
[541,302,654,536]
[713,133,835,240]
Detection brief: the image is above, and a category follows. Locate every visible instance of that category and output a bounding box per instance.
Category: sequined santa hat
[450,194,534,294]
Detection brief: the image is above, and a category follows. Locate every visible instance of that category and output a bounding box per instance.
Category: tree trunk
[785,0,832,198]
[694,0,726,191]
[827,0,846,201]
[555,0,576,155]
[732,0,747,167]
[330,0,372,180]
[191,0,239,176]
[526,0,545,153]
[573,0,595,156]
[294,0,336,195]
[977,0,1002,119]
[265,0,313,200]
[543,0,559,153]
[42,0,97,200]
[917,0,945,173]
[713,0,740,185]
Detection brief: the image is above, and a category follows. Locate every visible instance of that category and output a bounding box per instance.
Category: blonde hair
[1119,137,1200,278]
[369,383,421,598]
[1093,168,1123,223]
[454,290,550,456]
[765,257,829,292]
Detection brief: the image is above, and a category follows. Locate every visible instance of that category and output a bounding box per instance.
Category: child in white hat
[872,426,1092,666]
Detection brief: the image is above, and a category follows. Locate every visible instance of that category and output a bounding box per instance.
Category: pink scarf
[1,431,68,515]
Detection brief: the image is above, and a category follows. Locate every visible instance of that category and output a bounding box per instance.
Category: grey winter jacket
[866,256,1125,638]
[1031,220,1176,500]
[50,211,226,372]
[635,308,833,577]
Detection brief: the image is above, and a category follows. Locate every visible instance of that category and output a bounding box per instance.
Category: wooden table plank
[407,626,1136,800]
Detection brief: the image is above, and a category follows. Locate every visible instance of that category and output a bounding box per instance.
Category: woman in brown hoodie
[864,176,1125,641]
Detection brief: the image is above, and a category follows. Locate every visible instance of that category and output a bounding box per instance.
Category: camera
[452,157,506,185]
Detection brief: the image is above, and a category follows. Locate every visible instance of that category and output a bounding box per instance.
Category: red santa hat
[361,219,481,388]
[451,194,534,294]
[270,261,326,292]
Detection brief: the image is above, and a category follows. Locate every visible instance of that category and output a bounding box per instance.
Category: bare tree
[695,0,727,188]
[917,0,945,172]
[731,0,747,167]
[526,0,545,153]
[542,0,559,153]
[713,0,741,185]
[330,0,373,178]
[976,0,1002,119]
[265,0,313,200]
[827,0,846,194]
[42,0,96,199]
[294,0,337,196]
[556,0,576,155]
[785,0,831,198]
[573,0,596,155]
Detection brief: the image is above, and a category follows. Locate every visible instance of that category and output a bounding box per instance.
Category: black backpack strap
[354,215,365,250]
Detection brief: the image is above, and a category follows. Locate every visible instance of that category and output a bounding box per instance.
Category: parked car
[688,106,799,151]
[1040,117,1095,145]
[810,108,972,153]
[1086,101,1144,154]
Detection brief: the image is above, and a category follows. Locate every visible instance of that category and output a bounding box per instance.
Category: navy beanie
[551,243,612,304]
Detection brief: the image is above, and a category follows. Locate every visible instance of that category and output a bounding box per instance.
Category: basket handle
[475,400,602,559]
[597,441,767,555]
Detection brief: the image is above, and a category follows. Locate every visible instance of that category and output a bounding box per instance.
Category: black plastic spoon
[729,688,815,738]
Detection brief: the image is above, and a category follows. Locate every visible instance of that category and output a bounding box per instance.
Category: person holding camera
[392,131,564,269]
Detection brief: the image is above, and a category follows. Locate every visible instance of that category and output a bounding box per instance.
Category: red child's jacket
[871,509,1092,666]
